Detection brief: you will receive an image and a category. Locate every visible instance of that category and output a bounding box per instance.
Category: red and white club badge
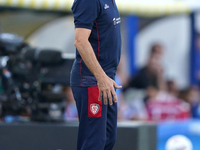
[90,104,100,115]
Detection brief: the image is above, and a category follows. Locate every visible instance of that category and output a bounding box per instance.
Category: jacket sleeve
[71,0,101,30]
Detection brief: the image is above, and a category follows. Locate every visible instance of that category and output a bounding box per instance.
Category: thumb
[113,81,122,89]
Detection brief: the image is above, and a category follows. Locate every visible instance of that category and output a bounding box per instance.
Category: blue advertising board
[158,120,200,150]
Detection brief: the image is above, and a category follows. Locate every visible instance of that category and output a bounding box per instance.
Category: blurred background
[0,0,200,150]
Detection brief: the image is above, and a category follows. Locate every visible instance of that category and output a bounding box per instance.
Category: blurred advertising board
[158,120,200,150]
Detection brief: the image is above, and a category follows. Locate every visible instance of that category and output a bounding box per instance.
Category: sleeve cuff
[75,23,93,30]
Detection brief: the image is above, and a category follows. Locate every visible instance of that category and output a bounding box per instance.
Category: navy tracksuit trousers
[71,86,117,150]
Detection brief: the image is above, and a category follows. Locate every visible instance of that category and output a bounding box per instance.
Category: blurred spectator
[124,43,166,91]
[191,87,200,119]
[118,88,148,121]
[145,83,191,121]
[178,87,193,104]
[121,43,193,122]
[116,53,129,87]
[63,86,78,121]
[179,86,200,119]
[145,83,177,104]
[167,80,179,97]
[116,55,148,120]
[115,57,132,120]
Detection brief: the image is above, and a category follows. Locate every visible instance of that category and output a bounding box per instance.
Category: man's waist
[81,74,115,87]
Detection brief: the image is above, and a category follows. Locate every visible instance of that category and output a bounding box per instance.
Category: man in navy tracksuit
[71,0,121,149]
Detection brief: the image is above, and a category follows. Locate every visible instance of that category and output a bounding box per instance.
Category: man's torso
[70,0,121,87]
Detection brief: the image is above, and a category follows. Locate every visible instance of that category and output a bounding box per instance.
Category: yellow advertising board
[0,0,193,16]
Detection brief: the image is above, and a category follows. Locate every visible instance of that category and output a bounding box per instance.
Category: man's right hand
[97,75,122,105]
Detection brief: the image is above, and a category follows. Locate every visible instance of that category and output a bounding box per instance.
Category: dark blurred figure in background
[167,80,179,97]
[178,87,193,104]
[178,86,200,119]
[63,86,78,121]
[124,43,165,91]
[116,54,148,121]
[123,43,193,122]
[120,44,167,121]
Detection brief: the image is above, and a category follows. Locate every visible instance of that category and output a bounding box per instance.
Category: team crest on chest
[104,4,109,9]
[90,104,99,115]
